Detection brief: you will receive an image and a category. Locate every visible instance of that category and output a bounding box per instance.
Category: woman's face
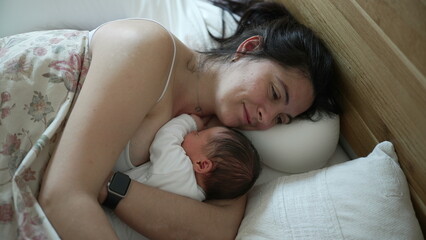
[215,59,314,130]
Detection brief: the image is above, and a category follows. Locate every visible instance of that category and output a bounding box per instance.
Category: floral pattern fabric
[0,30,90,239]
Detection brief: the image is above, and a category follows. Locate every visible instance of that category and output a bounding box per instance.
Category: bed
[0,0,424,239]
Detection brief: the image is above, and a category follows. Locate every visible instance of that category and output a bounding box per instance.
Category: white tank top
[89,18,177,172]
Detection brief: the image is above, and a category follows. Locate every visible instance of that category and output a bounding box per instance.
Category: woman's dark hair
[202,128,261,200]
[205,0,341,120]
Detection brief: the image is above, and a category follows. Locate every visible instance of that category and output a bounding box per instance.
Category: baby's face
[182,127,228,160]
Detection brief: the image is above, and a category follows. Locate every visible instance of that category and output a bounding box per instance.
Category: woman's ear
[233,35,263,61]
[193,158,213,174]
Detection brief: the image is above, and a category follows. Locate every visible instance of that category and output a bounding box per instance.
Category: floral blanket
[0,30,91,239]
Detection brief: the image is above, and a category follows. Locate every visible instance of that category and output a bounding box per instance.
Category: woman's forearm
[115,181,247,240]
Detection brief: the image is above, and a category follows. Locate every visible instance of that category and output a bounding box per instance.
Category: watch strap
[103,191,122,210]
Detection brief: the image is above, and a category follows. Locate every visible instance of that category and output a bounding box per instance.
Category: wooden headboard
[276,0,426,234]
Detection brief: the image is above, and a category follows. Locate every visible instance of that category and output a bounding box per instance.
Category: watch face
[109,172,130,196]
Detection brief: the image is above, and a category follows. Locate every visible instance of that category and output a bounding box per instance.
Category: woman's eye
[271,85,279,100]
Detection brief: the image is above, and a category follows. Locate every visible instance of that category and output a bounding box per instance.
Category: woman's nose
[257,106,273,126]
[257,103,285,128]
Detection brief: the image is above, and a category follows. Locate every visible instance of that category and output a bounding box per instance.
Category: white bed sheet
[0,0,237,51]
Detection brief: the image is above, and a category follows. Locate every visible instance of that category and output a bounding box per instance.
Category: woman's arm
[38,20,175,239]
[99,114,247,239]
[115,181,247,240]
[40,19,247,239]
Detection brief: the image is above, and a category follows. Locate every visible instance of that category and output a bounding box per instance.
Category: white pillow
[236,141,424,240]
[241,114,340,173]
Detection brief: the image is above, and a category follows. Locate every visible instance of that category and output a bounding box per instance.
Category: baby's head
[183,126,261,200]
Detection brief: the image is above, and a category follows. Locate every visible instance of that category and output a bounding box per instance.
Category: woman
[12,1,338,239]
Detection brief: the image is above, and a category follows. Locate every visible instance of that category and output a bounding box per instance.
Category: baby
[124,113,261,201]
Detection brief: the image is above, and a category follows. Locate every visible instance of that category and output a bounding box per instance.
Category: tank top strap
[89,18,176,103]
[156,23,176,103]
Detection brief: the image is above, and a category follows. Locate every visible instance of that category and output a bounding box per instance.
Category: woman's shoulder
[91,19,175,56]
[88,18,179,104]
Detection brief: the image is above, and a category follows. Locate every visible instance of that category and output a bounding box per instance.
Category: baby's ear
[193,158,213,174]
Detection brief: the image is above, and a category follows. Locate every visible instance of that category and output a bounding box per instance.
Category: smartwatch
[103,171,131,210]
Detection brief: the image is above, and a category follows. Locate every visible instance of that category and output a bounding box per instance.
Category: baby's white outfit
[121,114,206,201]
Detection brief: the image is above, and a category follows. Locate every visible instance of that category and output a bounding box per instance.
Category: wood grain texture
[356,0,426,76]
[276,0,426,234]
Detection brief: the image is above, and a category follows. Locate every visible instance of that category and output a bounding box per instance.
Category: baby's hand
[190,114,204,130]
[204,116,222,128]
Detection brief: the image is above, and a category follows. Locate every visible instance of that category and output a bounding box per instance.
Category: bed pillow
[236,141,424,240]
[241,114,340,173]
